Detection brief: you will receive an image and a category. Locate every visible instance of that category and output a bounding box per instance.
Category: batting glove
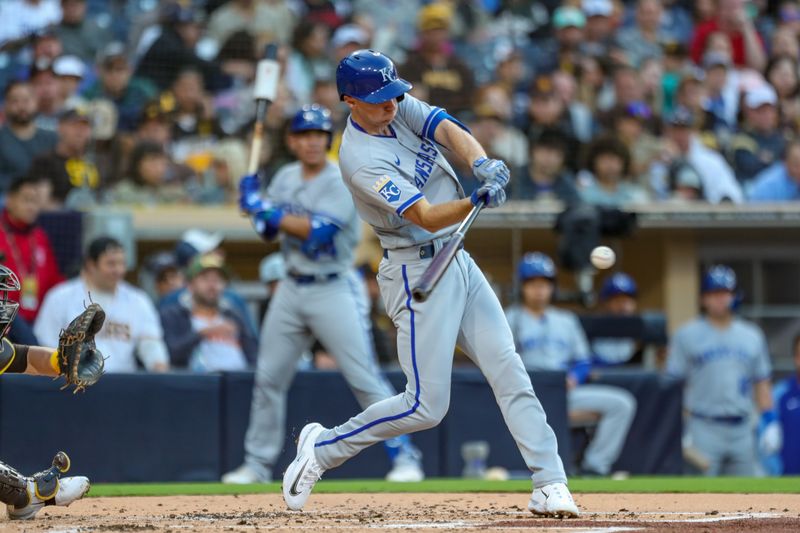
[239,174,265,214]
[473,156,510,186]
[471,179,507,209]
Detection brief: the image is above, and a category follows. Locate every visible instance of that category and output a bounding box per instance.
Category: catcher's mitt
[58,303,105,392]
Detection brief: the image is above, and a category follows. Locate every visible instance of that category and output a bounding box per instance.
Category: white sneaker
[221,464,272,484]
[385,458,425,482]
[7,476,91,520]
[282,423,326,511]
[528,482,579,518]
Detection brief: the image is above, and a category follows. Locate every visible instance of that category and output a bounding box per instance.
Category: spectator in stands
[55,0,112,63]
[534,5,586,75]
[330,23,370,63]
[770,25,799,60]
[730,85,785,183]
[206,0,296,50]
[284,20,332,109]
[609,103,663,190]
[27,104,101,208]
[592,273,642,366]
[140,250,184,303]
[615,0,666,67]
[657,106,743,203]
[578,135,650,206]
[160,253,257,372]
[506,252,637,476]
[766,56,800,136]
[526,74,580,164]
[194,139,248,205]
[82,42,158,133]
[690,0,767,71]
[30,66,64,132]
[52,55,86,108]
[351,0,420,61]
[135,3,226,92]
[581,0,616,58]
[747,140,800,201]
[400,2,475,115]
[773,334,800,474]
[34,236,170,373]
[0,174,62,329]
[0,81,58,195]
[0,0,61,47]
[700,51,738,142]
[552,71,594,144]
[512,129,579,204]
[107,141,188,205]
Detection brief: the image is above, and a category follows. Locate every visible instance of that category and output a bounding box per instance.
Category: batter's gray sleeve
[348,166,424,217]
[665,329,689,378]
[397,95,442,140]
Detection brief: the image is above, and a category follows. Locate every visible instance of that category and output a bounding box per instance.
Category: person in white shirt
[34,236,169,373]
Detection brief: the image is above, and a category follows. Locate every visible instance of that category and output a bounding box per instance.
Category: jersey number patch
[373,176,401,203]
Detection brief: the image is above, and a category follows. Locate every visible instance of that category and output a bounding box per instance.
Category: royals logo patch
[372,176,401,202]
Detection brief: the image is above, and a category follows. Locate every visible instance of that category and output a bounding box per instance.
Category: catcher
[0,264,104,520]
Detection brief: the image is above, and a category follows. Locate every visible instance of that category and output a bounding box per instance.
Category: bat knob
[411,289,428,302]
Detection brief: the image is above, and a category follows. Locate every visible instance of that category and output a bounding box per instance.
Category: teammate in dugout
[280,49,579,517]
[230,103,425,484]
[0,264,102,520]
[666,265,781,475]
[506,253,637,476]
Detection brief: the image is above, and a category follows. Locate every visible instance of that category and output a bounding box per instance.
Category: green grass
[88,477,800,498]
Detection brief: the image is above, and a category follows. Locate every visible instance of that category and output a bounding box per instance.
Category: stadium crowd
[0,0,799,477]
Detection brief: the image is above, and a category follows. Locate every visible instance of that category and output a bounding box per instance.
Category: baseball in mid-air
[590,246,616,269]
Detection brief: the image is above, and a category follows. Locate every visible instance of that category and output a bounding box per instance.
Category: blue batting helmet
[518,252,556,282]
[600,273,638,301]
[336,49,412,103]
[290,104,333,134]
[701,265,737,293]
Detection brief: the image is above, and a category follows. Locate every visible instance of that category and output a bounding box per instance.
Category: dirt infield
[7,493,800,532]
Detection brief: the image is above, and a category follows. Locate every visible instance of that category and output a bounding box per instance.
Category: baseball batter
[282,50,578,518]
[666,265,781,476]
[227,104,424,484]
[505,253,637,476]
[0,264,100,520]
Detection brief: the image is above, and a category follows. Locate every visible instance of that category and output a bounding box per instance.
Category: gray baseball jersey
[266,160,360,275]
[311,96,569,488]
[667,317,771,417]
[338,95,465,249]
[505,306,591,371]
[240,159,418,478]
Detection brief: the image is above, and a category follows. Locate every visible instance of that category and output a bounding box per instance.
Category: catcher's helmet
[290,104,333,134]
[701,265,737,293]
[0,265,20,338]
[600,272,638,301]
[336,49,412,103]
[518,252,556,282]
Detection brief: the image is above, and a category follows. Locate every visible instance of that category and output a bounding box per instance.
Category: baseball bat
[246,44,281,176]
[411,200,485,302]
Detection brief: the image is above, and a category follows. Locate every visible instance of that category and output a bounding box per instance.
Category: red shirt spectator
[690,0,766,70]
[0,175,63,323]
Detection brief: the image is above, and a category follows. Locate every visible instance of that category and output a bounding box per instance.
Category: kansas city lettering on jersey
[414,139,438,189]
[691,346,751,367]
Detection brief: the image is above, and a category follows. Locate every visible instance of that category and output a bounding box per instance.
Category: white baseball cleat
[221,464,272,484]
[385,456,425,482]
[7,476,91,520]
[282,423,326,511]
[528,482,579,518]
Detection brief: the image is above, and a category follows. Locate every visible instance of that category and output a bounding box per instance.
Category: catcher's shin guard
[0,461,29,507]
[2,452,70,508]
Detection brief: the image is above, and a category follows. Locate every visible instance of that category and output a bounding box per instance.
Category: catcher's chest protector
[0,461,28,507]
[0,338,14,375]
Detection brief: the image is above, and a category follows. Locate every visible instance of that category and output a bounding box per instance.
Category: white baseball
[590,246,616,269]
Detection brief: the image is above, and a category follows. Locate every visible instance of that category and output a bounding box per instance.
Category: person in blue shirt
[747,140,800,202]
[773,335,800,474]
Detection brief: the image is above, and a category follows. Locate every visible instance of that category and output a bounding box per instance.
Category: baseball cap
[331,24,369,49]
[418,2,452,31]
[186,253,229,280]
[582,0,613,17]
[98,41,127,67]
[702,51,731,70]
[744,84,778,109]
[553,6,586,29]
[58,104,91,123]
[53,55,85,78]
[530,75,556,98]
[666,106,694,127]
[181,229,223,255]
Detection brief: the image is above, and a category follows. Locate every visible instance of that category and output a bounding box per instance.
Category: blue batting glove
[473,156,510,186]
[253,205,285,240]
[470,179,507,208]
[239,174,263,214]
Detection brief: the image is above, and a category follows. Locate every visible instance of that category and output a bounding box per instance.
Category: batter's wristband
[49,350,61,374]
[760,410,777,426]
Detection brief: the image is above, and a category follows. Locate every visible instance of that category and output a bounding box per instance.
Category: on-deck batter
[226,104,424,484]
[281,49,579,518]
